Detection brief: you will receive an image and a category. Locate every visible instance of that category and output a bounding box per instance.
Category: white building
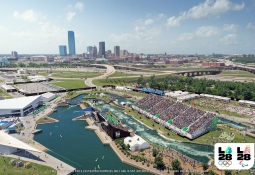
[0,131,41,155]
[27,75,48,82]
[200,94,231,102]
[165,91,189,98]
[1,84,16,92]
[124,135,149,152]
[0,95,42,117]
[41,92,56,102]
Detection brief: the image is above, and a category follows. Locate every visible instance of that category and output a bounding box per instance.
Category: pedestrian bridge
[174,69,222,77]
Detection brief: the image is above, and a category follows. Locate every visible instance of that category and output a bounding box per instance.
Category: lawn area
[93,74,176,87]
[50,80,88,89]
[218,70,255,78]
[184,100,251,118]
[51,71,102,78]
[107,71,139,78]
[0,156,56,175]
[0,90,13,99]
[123,108,255,144]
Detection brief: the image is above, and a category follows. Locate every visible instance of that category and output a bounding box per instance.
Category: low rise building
[124,135,150,152]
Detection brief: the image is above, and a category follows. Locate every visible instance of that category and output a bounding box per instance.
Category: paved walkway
[85,64,116,87]
[11,93,76,175]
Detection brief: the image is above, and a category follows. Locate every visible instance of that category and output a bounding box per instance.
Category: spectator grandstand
[132,94,216,139]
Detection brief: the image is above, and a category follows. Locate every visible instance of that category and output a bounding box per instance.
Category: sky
[0,0,254,55]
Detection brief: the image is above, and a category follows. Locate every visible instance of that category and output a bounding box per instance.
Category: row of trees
[137,74,255,101]
[8,62,78,68]
[230,57,255,64]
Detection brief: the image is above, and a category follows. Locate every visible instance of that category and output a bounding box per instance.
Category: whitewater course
[34,93,254,174]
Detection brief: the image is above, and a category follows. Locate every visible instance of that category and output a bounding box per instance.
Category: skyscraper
[87,46,92,53]
[92,46,97,58]
[59,45,67,56]
[68,31,76,55]
[99,42,105,58]
[11,51,18,59]
[114,46,120,57]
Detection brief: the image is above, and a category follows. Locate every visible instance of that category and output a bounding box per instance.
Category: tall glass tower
[68,31,76,55]
[99,41,105,58]
[59,45,67,56]
[87,46,92,53]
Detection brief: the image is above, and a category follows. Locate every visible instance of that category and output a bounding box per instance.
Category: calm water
[34,94,148,174]
[34,94,254,172]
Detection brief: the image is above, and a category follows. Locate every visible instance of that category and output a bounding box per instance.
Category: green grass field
[107,71,139,78]
[50,80,88,89]
[93,74,175,86]
[50,71,102,78]
[0,156,56,175]
[218,70,255,78]
[0,90,12,99]
[183,100,251,118]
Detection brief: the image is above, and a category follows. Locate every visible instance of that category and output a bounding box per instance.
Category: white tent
[116,86,125,91]
[99,93,105,97]
[124,135,149,152]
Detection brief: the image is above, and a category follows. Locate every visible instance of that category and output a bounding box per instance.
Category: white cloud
[144,19,154,25]
[166,0,245,27]
[178,26,220,41]
[166,16,181,27]
[0,26,8,31]
[178,33,194,41]
[109,33,132,42]
[110,25,161,43]
[66,12,76,22]
[247,22,255,30]
[13,9,38,23]
[157,13,165,20]
[220,34,238,45]
[223,24,239,32]
[66,2,84,11]
[195,26,220,37]
[13,22,66,39]
[74,2,84,11]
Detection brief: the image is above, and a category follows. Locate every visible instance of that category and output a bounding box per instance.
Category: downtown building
[99,42,105,58]
[68,31,76,55]
[114,46,120,57]
[59,45,67,56]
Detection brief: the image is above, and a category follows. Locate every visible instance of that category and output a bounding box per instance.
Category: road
[85,64,116,87]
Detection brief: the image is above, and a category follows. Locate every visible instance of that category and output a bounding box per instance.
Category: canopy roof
[0,95,41,110]
[0,131,41,153]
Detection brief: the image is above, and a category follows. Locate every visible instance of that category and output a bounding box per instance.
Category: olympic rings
[218,160,232,167]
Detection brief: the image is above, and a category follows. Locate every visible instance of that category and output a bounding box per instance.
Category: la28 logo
[237,147,251,160]
[218,147,232,160]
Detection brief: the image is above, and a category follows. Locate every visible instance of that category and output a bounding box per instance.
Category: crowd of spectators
[134,94,215,136]
[187,113,215,134]
[150,99,175,115]
[173,108,206,129]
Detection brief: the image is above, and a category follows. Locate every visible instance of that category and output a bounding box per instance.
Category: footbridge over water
[174,69,222,77]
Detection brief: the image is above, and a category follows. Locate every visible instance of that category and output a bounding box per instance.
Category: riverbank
[17,93,76,175]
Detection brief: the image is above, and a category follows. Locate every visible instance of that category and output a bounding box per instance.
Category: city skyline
[0,0,255,54]
[68,31,76,55]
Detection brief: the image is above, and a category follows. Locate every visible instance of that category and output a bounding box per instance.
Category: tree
[154,156,165,170]
[152,148,159,157]
[171,159,182,175]
[208,170,217,175]
[224,170,232,175]
[202,163,209,173]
